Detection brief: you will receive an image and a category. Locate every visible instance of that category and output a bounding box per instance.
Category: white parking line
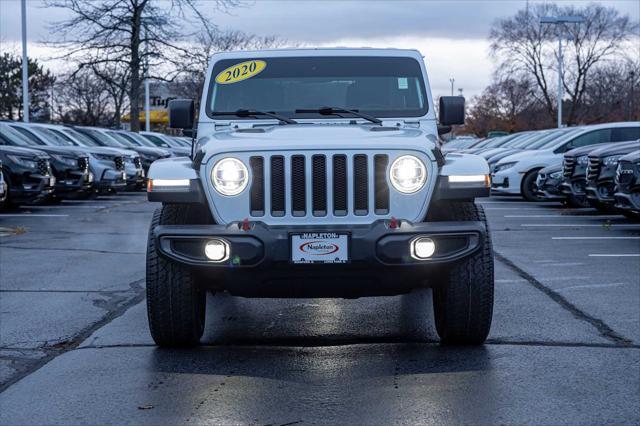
[552,236,640,240]
[0,214,69,217]
[588,254,640,257]
[484,207,552,210]
[558,283,626,291]
[521,224,639,227]
[506,214,621,218]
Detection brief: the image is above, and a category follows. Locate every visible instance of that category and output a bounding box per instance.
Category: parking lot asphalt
[0,195,638,425]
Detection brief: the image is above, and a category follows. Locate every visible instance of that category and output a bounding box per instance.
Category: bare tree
[490,3,638,125]
[55,70,112,126]
[45,0,243,131]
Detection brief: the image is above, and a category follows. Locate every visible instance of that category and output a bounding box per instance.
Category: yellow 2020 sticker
[215,60,266,85]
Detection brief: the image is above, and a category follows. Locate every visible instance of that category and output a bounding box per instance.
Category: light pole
[144,25,150,132]
[20,0,29,123]
[540,15,584,128]
[449,78,455,96]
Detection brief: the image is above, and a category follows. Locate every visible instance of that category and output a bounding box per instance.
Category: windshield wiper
[211,109,298,124]
[295,106,382,125]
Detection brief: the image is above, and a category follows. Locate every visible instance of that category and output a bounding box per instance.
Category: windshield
[207,56,428,120]
[32,127,77,147]
[141,133,171,148]
[79,128,125,148]
[122,132,158,148]
[539,128,584,149]
[0,124,35,146]
[62,128,100,147]
[107,131,136,148]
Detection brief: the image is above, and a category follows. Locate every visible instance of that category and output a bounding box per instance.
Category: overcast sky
[1,0,638,99]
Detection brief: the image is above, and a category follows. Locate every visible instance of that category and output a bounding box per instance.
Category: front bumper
[54,171,93,196]
[10,173,55,204]
[154,219,486,298]
[614,190,640,212]
[491,169,522,195]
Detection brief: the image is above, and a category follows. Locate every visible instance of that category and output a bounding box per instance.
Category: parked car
[139,131,190,157]
[463,132,531,155]
[145,48,495,347]
[104,130,172,172]
[561,143,615,207]
[483,129,579,170]
[24,123,129,195]
[614,149,640,220]
[585,140,640,210]
[535,163,565,201]
[442,137,483,152]
[71,127,147,190]
[2,122,93,200]
[0,139,55,209]
[492,122,640,201]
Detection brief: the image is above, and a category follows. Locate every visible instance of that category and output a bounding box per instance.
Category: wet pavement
[0,194,638,425]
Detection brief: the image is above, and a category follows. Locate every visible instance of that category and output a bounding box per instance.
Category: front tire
[428,201,494,345]
[146,204,211,347]
[521,169,542,201]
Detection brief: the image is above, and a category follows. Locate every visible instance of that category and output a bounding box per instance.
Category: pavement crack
[0,279,146,394]
[494,251,634,347]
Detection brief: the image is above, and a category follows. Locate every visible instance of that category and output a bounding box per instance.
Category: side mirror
[437,125,452,136]
[439,96,465,126]
[168,99,195,130]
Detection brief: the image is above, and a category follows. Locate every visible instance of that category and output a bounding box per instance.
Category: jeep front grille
[563,156,575,178]
[248,153,391,218]
[586,156,601,182]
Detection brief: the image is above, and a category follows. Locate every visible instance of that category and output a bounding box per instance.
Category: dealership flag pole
[21,0,29,123]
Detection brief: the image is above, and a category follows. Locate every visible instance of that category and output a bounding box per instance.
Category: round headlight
[211,157,248,196]
[390,155,427,193]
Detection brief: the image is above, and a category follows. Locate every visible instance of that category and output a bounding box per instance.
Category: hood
[23,145,88,158]
[588,141,640,158]
[0,145,50,158]
[619,149,640,163]
[565,142,617,158]
[127,146,170,157]
[487,149,523,164]
[78,145,137,158]
[199,123,435,163]
[539,162,563,174]
[481,147,521,159]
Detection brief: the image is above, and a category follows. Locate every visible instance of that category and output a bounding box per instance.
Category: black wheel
[620,209,640,222]
[521,169,542,201]
[0,172,11,211]
[428,201,494,345]
[146,203,212,347]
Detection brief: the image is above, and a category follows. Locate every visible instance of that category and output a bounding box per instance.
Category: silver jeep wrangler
[146,48,494,347]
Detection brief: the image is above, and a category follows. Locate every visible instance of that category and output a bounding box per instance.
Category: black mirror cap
[437,125,452,136]
[168,99,195,130]
[439,96,465,126]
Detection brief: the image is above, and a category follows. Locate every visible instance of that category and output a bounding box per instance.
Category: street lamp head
[540,16,558,24]
[557,15,585,24]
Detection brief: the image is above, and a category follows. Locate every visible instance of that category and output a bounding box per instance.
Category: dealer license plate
[291,232,349,264]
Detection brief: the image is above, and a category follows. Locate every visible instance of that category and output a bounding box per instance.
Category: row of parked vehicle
[0,121,192,210]
[443,121,640,219]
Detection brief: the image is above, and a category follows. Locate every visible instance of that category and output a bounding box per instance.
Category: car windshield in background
[0,124,34,146]
[207,56,428,120]
[81,129,125,148]
[142,134,171,148]
[32,127,77,147]
[123,132,158,148]
[61,128,99,147]
[107,131,136,147]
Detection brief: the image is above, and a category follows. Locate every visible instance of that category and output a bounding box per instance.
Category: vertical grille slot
[333,155,348,216]
[37,158,49,175]
[353,154,368,215]
[291,155,306,216]
[270,156,285,217]
[312,155,327,216]
[586,157,601,182]
[374,154,389,214]
[114,156,125,171]
[563,156,575,178]
[249,156,264,216]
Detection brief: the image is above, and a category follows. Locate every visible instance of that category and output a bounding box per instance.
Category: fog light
[204,239,229,262]
[411,237,436,260]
